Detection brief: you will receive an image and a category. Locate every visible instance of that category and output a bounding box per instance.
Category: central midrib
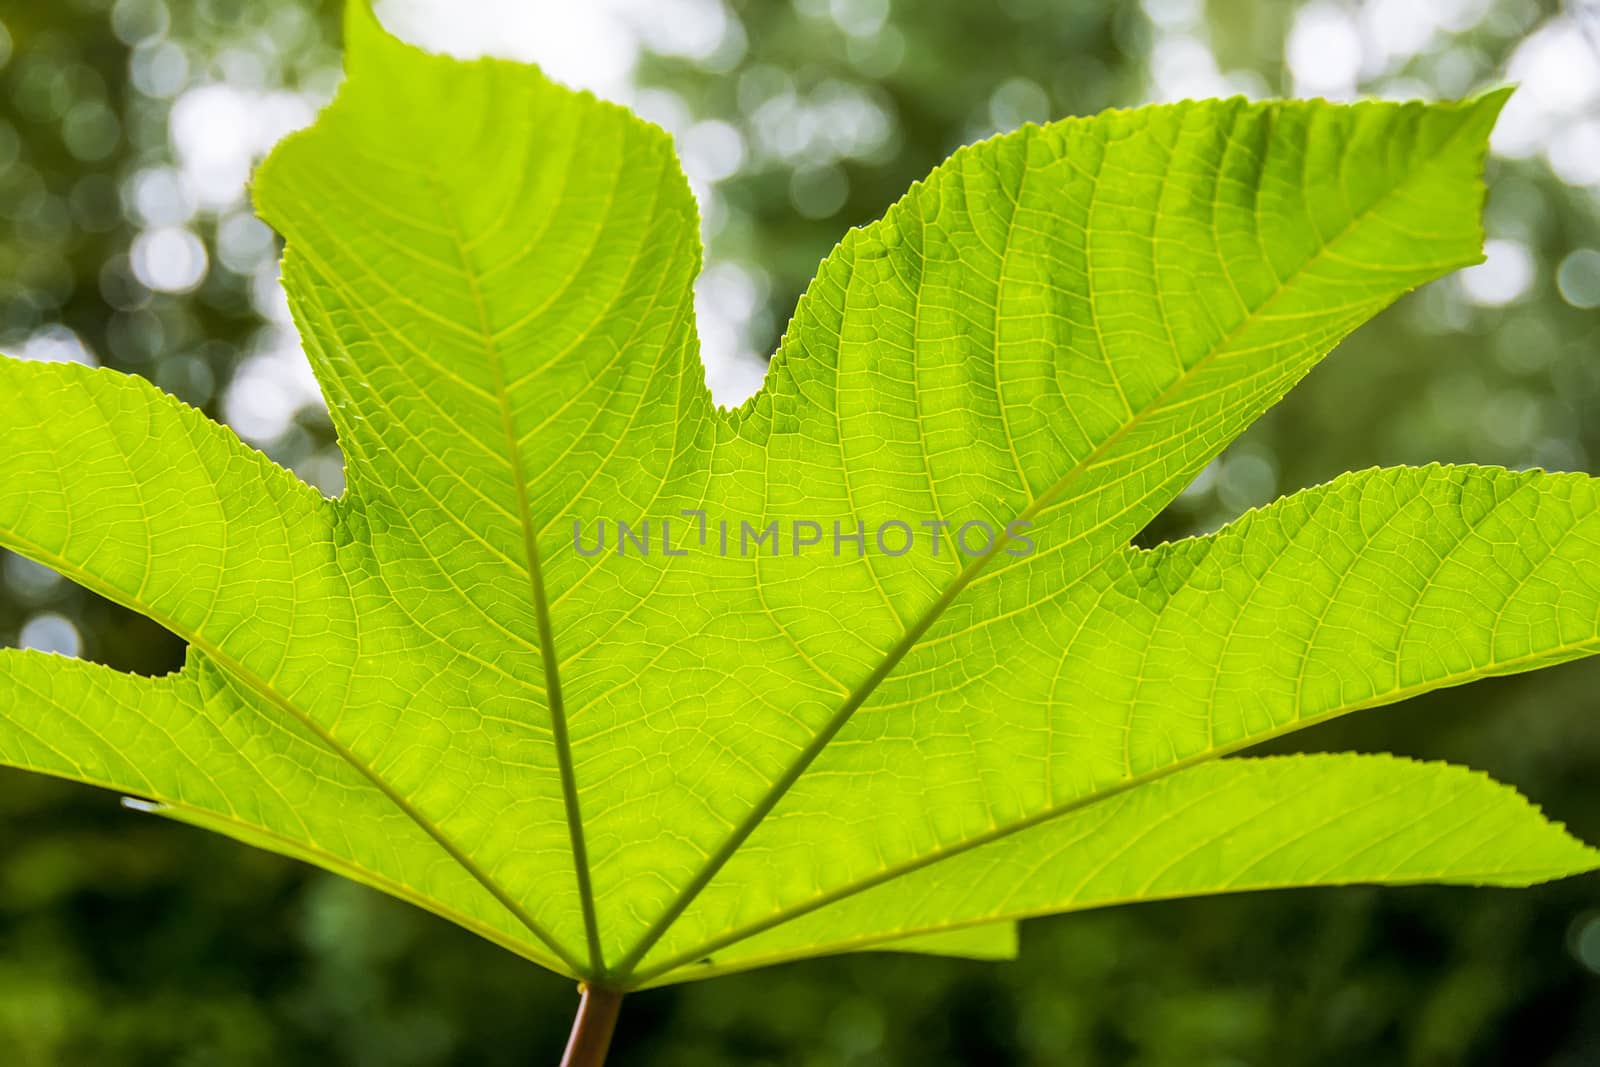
[608,110,1488,981]
[435,183,606,977]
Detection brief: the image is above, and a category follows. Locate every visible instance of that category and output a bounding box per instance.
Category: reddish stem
[560,985,623,1067]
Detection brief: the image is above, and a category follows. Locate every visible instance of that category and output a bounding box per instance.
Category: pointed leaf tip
[340,0,436,86]
[4,21,1593,993]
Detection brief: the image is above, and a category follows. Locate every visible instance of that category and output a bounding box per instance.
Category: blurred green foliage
[1,0,1599,1062]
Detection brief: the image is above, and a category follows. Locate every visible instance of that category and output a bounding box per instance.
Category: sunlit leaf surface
[1,6,1595,989]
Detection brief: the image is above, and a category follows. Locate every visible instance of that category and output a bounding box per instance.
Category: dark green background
[2,0,1599,1063]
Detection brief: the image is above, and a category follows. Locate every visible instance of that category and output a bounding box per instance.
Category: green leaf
[1,5,1595,991]
[633,752,1593,986]
[631,464,1600,982]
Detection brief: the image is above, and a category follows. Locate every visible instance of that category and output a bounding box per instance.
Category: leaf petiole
[560,985,623,1067]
